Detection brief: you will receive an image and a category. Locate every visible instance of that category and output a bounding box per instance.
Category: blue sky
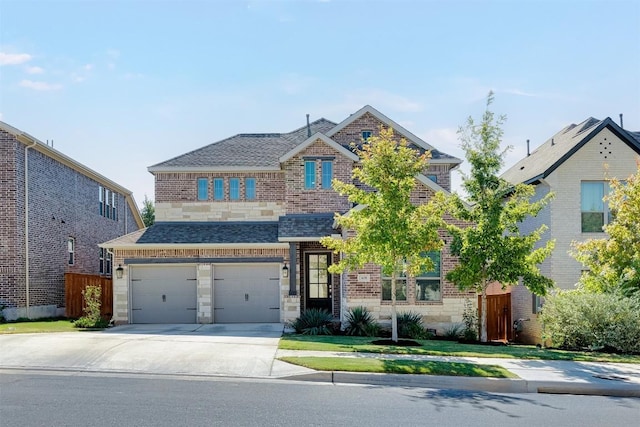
[1,0,639,206]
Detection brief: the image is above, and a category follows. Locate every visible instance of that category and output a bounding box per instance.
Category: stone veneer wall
[155,201,285,222]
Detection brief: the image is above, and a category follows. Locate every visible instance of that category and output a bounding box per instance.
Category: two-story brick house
[500,117,640,343]
[0,121,144,321]
[102,106,475,329]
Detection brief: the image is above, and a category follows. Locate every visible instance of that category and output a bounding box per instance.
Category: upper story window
[98,186,118,221]
[362,130,373,141]
[245,178,256,200]
[426,175,438,183]
[321,161,333,189]
[581,181,611,232]
[197,178,208,200]
[229,178,240,200]
[214,178,224,200]
[305,161,316,189]
[68,237,75,265]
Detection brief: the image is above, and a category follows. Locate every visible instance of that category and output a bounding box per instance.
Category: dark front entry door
[305,253,332,313]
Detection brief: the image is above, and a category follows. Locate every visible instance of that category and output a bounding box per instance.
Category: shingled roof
[278,213,337,241]
[148,118,337,171]
[136,222,280,244]
[501,117,640,185]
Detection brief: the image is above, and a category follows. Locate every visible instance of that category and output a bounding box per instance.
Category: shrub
[397,311,430,339]
[344,306,380,337]
[540,290,640,354]
[443,323,463,339]
[462,298,478,341]
[74,285,108,329]
[289,308,334,335]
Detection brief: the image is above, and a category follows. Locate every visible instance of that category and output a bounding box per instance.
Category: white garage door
[130,265,197,324]
[214,264,280,323]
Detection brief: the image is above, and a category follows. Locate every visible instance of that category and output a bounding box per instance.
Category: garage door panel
[131,265,197,324]
[214,264,280,323]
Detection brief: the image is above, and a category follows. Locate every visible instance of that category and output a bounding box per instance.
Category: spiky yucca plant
[289,308,334,335]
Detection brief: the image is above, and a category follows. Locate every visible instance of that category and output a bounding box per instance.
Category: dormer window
[321,160,333,189]
[305,161,316,189]
[362,130,373,141]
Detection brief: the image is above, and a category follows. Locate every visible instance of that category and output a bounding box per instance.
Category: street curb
[283,372,640,397]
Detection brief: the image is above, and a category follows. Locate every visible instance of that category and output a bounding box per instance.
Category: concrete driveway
[0,324,310,378]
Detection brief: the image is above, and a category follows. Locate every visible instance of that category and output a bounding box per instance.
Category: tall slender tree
[141,195,155,227]
[445,93,555,342]
[320,128,446,342]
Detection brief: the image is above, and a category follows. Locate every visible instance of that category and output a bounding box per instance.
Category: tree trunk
[391,269,398,342]
[480,284,488,342]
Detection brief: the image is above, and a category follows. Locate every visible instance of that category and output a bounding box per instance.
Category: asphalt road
[1,370,638,427]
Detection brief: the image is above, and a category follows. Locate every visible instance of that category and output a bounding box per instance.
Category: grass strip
[279,356,517,378]
[279,335,640,364]
[0,319,80,334]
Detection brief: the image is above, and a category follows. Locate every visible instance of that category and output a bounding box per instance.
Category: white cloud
[0,52,32,65]
[106,49,120,59]
[84,63,94,71]
[345,89,423,113]
[25,66,44,74]
[19,79,62,91]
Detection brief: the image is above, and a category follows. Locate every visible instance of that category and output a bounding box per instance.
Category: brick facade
[0,129,142,320]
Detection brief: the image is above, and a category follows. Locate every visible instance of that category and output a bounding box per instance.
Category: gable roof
[279,132,360,163]
[148,118,337,173]
[0,120,145,229]
[326,105,462,165]
[501,117,640,185]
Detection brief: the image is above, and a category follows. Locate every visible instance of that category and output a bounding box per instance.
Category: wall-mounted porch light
[115,264,124,279]
[282,263,289,278]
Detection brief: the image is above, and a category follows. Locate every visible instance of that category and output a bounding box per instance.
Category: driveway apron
[0,324,288,378]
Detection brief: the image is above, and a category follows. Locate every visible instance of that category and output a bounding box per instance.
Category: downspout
[24,138,37,319]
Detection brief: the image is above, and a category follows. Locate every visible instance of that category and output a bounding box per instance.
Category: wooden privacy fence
[478,293,513,342]
[65,273,113,319]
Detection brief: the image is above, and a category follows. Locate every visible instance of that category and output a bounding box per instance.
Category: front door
[305,253,332,313]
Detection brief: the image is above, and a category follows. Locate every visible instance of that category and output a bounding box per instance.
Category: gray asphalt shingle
[137,222,280,244]
[278,213,337,239]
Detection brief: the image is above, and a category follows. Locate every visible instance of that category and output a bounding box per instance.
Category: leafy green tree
[320,128,446,342]
[141,195,155,227]
[572,161,640,295]
[445,93,555,342]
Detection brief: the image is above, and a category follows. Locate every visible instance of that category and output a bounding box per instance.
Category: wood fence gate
[478,293,512,342]
[65,273,113,319]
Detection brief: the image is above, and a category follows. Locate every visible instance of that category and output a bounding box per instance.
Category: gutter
[24,138,37,319]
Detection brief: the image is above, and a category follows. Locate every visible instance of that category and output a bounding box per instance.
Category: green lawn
[279,356,517,378]
[0,319,84,334]
[279,335,640,363]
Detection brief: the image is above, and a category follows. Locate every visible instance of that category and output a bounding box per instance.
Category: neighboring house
[101,105,475,329]
[500,117,640,343]
[0,121,144,321]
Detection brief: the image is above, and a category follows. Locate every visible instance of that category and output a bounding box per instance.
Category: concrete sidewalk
[1,324,638,397]
[275,350,640,397]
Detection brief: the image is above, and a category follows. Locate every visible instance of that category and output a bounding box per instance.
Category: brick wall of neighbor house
[424,164,453,192]
[284,139,353,214]
[510,182,553,344]
[111,247,289,324]
[154,171,286,221]
[1,135,140,319]
[0,132,24,314]
[544,127,639,291]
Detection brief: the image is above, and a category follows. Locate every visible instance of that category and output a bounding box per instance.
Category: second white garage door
[214,264,280,323]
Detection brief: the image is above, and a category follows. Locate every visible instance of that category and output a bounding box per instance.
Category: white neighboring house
[500,117,640,344]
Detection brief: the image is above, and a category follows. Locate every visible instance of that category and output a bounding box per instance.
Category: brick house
[0,121,144,321]
[102,106,475,329]
[499,117,640,343]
